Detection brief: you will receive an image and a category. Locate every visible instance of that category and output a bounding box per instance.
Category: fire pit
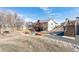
[35,32,43,36]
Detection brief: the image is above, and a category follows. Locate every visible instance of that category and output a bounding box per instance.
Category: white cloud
[24,17,37,23]
[0,9,34,23]
[40,7,79,23]
[70,8,79,17]
[39,7,62,19]
[39,7,50,11]
[39,7,52,17]
[60,8,79,21]
[40,7,52,17]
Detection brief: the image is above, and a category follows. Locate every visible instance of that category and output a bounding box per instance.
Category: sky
[0,7,79,23]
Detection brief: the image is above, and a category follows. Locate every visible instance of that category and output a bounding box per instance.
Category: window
[51,23,53,25]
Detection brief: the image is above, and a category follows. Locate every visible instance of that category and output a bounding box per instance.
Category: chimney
[64,18,69,26]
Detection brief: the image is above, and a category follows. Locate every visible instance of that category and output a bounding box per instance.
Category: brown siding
[43,23,48,31]
[64,25,75,37]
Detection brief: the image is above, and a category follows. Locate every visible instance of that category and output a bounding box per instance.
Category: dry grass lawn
[0,31,77,52]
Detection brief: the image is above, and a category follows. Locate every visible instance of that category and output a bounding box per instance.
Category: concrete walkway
[75,35,79,45]
[44,34,77,45]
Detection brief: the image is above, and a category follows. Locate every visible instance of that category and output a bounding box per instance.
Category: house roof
[64,19,79,27]
[40,19,58,24]
[64,20,77,26]
[50,25,64,32]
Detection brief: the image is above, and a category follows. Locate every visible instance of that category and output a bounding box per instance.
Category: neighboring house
[34,20,43,32]
[25,19,59,32]
[64,17,79,37]
[41,19,59,31]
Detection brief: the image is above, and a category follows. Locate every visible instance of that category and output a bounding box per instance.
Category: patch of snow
[71,44,79,52]
[62,36,75,40]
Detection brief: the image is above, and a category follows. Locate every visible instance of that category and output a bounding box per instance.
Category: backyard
[0,31,78,52]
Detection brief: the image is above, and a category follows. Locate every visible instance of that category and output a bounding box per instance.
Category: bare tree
[0,10,25,33]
